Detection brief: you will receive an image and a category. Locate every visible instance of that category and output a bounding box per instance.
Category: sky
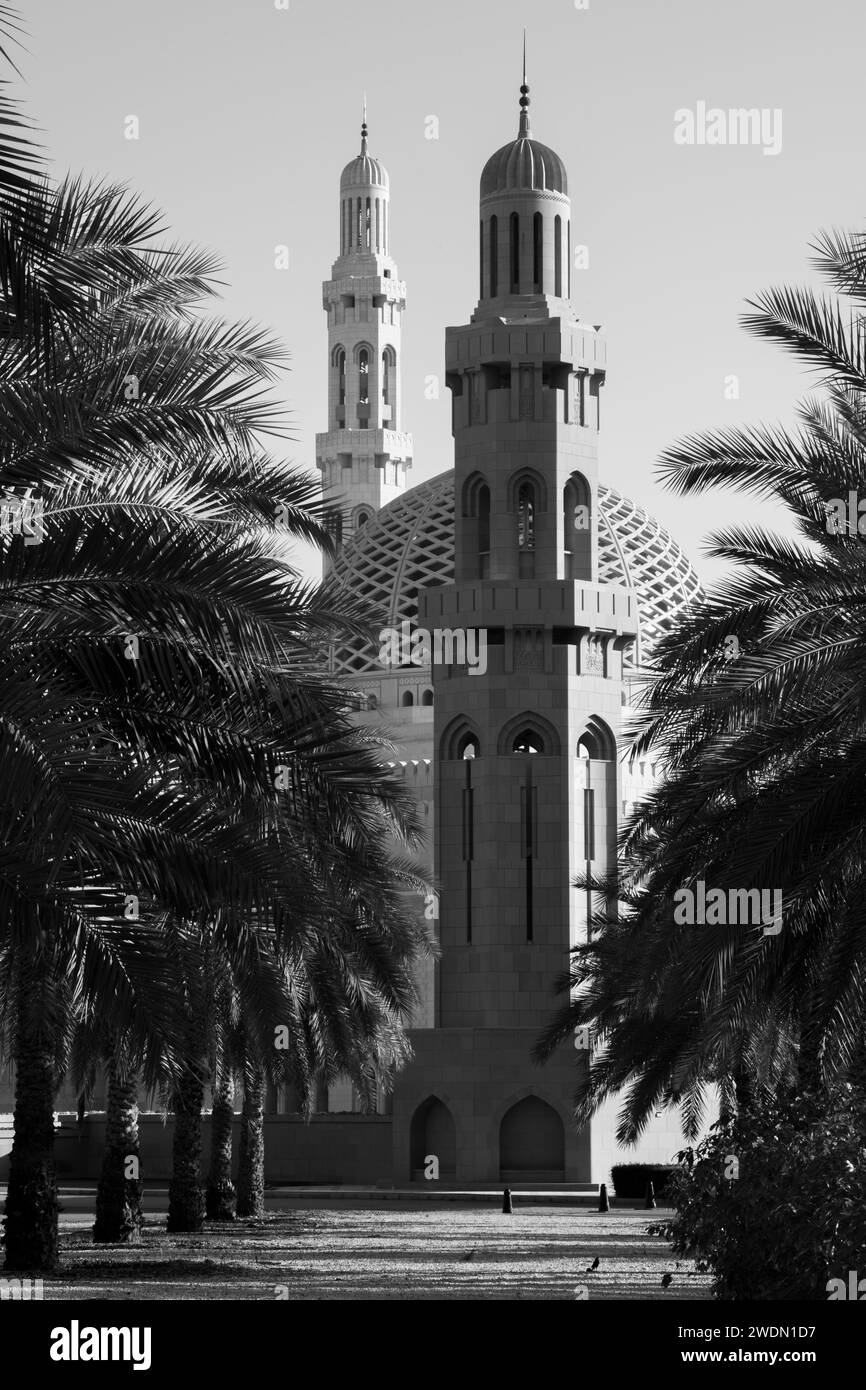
[17,0,866,587]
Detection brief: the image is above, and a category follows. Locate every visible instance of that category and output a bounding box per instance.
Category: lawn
[26,1206,714,1300]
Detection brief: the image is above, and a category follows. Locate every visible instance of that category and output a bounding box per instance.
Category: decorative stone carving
[583,637,607,676]
[514,628,544,670]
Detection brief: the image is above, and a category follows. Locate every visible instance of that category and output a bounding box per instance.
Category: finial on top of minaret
[361,92,368,154]
[519,31,531,137]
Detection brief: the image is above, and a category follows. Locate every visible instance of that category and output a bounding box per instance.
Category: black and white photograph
[0,0,864,1363]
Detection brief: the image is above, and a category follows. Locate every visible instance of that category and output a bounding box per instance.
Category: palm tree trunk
[167,1065,206,1232]
[3,952,60,1273]
[93,1046,142,1244]
[236,1061,265,1218]
[206,1071,236,1220]
[798,997,824,1094]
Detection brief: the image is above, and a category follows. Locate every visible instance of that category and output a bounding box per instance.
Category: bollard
[502,1186,513,1214]
[598,1182,610,1212]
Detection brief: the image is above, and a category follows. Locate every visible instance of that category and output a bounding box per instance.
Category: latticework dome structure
[330,471,701,675]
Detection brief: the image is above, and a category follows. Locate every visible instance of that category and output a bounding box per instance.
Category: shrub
[650,1083,866,1300]
[610,1163,679,1198]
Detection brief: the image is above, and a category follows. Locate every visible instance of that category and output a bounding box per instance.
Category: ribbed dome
[481,136,568,199]
[330,471,702,675]
[340,153,389,190]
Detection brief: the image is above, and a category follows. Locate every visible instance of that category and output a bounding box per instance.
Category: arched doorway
[499,1097,565,1181]
[410,1097,456,1180]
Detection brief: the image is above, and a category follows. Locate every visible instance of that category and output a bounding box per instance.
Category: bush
[650,1083,866,1300]
[610,1163,679,1199]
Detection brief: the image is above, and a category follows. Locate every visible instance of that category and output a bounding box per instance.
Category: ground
[6,1195,715,1300]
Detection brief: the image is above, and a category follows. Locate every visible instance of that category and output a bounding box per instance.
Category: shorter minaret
[316,105,413,573]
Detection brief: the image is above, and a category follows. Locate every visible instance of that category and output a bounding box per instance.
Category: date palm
[0,13,427,1270]
[536,225,866,1141]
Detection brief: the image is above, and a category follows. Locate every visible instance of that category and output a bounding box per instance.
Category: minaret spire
[361,92,368,155]
[519,32,531,137]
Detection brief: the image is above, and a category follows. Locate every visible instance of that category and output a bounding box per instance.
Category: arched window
[577,718,616,761]
[460,737,478,760]
[510,212,520,293]
[336,349,346,408]
[512,729,544,755]
[356,197,362,248]
[489,216,498,297]
[555,215,562,296]
[365,197,371,249]
[478,485,490,573]
[462,473,492,578]
[479,220,484,298]
[497,712,561,757]
[381,350,391,406]
[376,198,381,252]
[443,719,480,760]
[421,689,434,707]
[517,482,535,550]
[533,212,543,291]
[358,349,369,404]
[366,694,378,711]
[402,691,414,707]
[564,472,591,580]
[356,510,370,529]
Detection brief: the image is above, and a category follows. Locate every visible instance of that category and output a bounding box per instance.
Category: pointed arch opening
[516,479,536,578]
[577,716,616,762]
[512,729,544,755]
[410,1096,456,1179]
[499,1097,565,1181]
[564,472,591,580]
[510,212,520,293]
[462,472,491,579]
[497,712,561,758]
[357,347,370,404]
[442,718,481,761]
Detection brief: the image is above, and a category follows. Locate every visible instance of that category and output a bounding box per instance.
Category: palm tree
[92,1039,143,1246]
[0,17,429,1269]
[206,1068,237,1222]
[236,1057,266,1219]
[536,225,866,1141]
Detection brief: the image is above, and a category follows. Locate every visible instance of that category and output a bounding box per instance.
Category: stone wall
[0,1112,393,1185]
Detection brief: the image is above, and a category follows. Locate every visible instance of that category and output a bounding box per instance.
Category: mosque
[2,69,704,1191]
[316,73,703,1185]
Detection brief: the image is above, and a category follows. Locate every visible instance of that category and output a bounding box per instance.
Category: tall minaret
[401,70,639,1183]
[316,105,413,574]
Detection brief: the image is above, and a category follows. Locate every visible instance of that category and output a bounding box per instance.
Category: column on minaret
[315,108,413,576]
[424,70,637,1038]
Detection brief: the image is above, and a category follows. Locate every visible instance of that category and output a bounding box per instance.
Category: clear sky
[17,0,866,586]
